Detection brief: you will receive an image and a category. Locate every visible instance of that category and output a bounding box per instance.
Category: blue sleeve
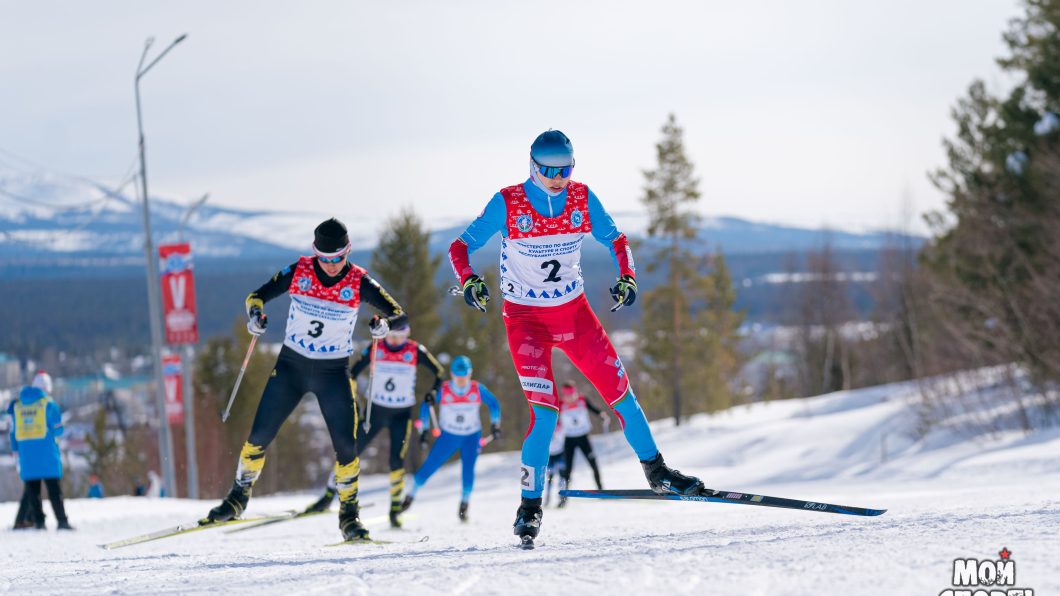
[6,401,15,452]
[587,188,622,271]
[47,401,63,437]
[478,384,501,424]
[459,193,507,254]
[419,401,431,430]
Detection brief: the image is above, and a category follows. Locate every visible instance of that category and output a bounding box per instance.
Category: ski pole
[428,404,441,438]
[363,338,378,433]
[448,284,487,312]
[479,434,494,448]
[222,334,259,422]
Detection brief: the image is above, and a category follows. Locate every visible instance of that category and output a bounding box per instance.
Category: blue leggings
[410,431,480,501]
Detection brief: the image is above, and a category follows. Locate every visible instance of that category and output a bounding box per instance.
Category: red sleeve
[448,238,475,284]
[611,233,636,279]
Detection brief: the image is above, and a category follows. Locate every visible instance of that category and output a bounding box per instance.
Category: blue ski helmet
[451,355,472,377]
[530,130,574,167]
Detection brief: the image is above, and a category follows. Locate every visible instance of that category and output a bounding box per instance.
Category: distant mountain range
[0,167,923,280]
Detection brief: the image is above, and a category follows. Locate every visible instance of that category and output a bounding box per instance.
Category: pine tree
[924,0,1060,388]
[370,207,443,345]
[636,114,703,424]
[694,250,745,412]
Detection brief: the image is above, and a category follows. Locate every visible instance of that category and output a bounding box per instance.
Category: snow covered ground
[2,374,1058,595]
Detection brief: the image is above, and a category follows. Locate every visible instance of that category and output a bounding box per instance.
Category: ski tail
[100,517,265,550]
[559,489,886,517]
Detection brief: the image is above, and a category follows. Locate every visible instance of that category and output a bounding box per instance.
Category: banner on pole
[159,242,200,345]
[163,353,184,425]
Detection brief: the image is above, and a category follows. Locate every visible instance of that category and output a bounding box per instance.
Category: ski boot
[458,501,469,523]
[389,507,402,529]
[513,497,543,549]
[640,452,705,496]
[304,487,336,514]
[400,494,414,513]
[57,520,75,531]
[339,500,370,541]
[202,482,251,525]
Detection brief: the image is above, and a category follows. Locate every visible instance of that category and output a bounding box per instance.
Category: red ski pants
[503,294,629,410]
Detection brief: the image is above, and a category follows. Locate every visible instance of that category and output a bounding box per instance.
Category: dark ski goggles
[533,158,574,179]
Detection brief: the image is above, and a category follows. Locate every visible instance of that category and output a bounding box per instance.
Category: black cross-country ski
[324,535,429,547]
[559,489,886,517]
[100,515,282,550]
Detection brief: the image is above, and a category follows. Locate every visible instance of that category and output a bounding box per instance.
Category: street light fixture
[135,33,187,498]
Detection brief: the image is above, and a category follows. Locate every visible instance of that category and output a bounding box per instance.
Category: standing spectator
[7,371,73,530]
[86,473,105,499]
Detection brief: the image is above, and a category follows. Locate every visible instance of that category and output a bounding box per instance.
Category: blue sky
[0,0,1020,234]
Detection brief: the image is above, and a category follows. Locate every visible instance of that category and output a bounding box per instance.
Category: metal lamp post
[135,34,187,498]
[178,193,208,499]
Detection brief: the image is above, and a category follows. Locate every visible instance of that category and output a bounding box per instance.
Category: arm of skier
[448,193,506,284]
[359,273,408,329]
[245,261,298,316]
[588,189,637,308]
[587,189,636,279]
[583,396,604,416]
[417,344,445,395]
[47,400,63,437]
[479,384,502,425]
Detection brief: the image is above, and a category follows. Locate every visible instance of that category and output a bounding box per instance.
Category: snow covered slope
[1,373,1057,595]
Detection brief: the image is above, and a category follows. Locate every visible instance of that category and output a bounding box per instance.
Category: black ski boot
[339,500,370,541]
[640,452,704,496]
[57,520,75,531]
[400,494,414,513]
[458,501,469,523]
[389,507,402,529]
[556,479,568,508]
[202,482,251,525]
[304,487,335,514]
[513,497,543,549]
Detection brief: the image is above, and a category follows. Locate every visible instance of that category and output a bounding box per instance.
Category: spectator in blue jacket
[8,371,72,530]
[86,473,105,499]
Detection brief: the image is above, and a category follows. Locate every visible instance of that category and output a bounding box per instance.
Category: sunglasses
[533,158,574,179]
[317,253,347,264]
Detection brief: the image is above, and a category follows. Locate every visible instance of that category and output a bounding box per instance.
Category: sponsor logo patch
[519,376,555,395]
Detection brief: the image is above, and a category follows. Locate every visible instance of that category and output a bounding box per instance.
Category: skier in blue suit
[400,356,501,522]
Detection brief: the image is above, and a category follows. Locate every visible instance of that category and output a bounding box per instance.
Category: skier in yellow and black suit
[201,218,405,542]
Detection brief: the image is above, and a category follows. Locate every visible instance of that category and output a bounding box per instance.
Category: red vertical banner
[163,354,184,425]
[159,242,200,345]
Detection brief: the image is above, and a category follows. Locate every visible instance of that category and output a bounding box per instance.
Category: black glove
[609,275,638,308]
[424,390,437,405]
[462,275,490,312]
[490,422,502,441]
